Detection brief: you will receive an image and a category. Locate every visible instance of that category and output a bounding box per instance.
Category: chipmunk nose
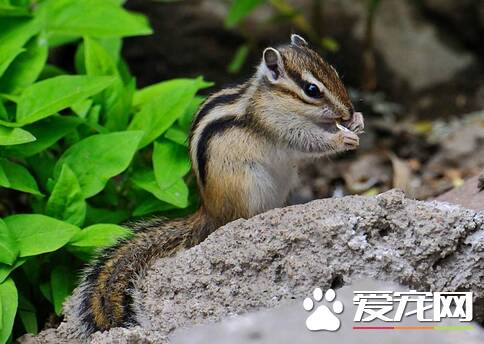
[340,111,356,126]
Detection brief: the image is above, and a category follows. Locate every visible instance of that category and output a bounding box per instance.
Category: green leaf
[178,95,204,131]
[0,219,18,266]
[44,0,152,38]
[320,37,339,52]
[0,17,41,78]
[0,93,18,103]
[0,34,48,93]
[130,78,210,148]
[74,42,86,75]
[18,294,37,334]
[0,260,25,284]
[26,152,55,191]
[0,100,8,121]
[0,125,35,145]
[0,47,23,79]
[16,75,115,125]
[0,158,42,196]
[164,126,188,146]
[84,104,103,131]
[133,77,212,107]
[0,278,17,344]
[133,195,175,217]
[21,257,40,285]
[84,36,133,130]
[38,64,67,80]
[228,44,249,73]
[46,164,86,227]
[67,223,131,261]
[104,77,134,131]
[84,206,130,226]
[71,99,92,118]
[97,37,122,63]
[84,36,118,76]
[39,282,52,304]
[68,223,131,251]
[0,3,30,17]
[2,116,81,157]
[54,131,143,198]
[50,265,76,315]
[132,170,188,208]
[225,0,266,27]
[5,214,80,257]
[153,140,191,189]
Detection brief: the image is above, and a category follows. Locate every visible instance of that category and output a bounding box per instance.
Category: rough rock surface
[28,190,483,343]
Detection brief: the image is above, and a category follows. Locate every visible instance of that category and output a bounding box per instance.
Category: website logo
[352,290,473,330]
[303,288,474,332]
[303,288,343,331]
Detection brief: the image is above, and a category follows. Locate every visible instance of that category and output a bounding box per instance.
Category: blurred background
[120,0,484,201]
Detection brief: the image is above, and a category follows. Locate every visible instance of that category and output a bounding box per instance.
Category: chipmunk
[69,34,364,337]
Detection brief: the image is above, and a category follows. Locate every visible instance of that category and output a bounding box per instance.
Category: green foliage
[16,75,116,125]
[228,44,250,74]
[0,279,17,344]
[5,214,79,257]
[225,0,266,27]
[0,0,211,342]
[368,0,382,15]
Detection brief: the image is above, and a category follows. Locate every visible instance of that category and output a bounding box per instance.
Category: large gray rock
[27,190,483,343]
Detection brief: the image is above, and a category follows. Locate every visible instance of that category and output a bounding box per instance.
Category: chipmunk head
[256,34,354,128]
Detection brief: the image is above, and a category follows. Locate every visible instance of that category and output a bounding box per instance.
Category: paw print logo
[303,288,343,331]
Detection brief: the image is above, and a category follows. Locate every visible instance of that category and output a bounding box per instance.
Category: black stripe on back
[196,115,247,185]
[192,84,248,131]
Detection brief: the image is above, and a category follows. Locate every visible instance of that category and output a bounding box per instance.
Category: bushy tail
[74,217,193,336]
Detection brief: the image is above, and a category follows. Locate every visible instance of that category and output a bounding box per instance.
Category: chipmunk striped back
[68,34,363,338]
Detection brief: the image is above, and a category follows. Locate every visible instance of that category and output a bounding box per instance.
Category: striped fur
[72,215,204,336]
[71,34,363,338]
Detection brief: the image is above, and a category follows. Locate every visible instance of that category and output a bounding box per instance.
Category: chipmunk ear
[262,47,283,82]
[290,34,308,47]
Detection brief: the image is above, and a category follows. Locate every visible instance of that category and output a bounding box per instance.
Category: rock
[421,0,484,52]
[436,174,484,211]
[28,190,483,343]
[362,0,475,91]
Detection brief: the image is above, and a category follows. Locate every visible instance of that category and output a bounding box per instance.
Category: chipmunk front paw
[340,130,359,150]
[346,112,364,134]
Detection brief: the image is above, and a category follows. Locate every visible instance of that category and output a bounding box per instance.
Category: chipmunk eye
[303,83,321,98]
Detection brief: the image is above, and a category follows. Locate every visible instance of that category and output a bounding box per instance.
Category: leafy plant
[0,0,211,342]
[224,0,339,72]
